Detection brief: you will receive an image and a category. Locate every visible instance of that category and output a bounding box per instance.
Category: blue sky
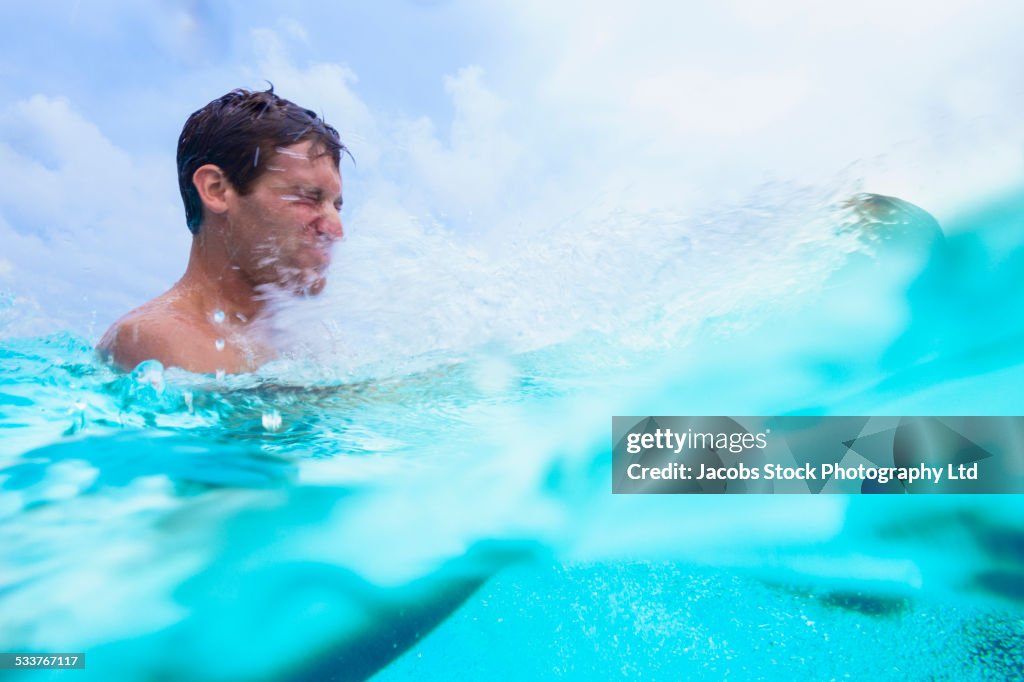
[2,1,1023,341]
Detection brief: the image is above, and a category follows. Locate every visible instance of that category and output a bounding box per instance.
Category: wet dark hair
[177,87,349,234]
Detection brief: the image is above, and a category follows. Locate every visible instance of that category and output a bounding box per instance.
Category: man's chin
[257,266,328,298]
[303,277,327,296]
[292,268,328,296]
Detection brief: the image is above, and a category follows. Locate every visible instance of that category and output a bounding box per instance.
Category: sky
[1,0,1023,341]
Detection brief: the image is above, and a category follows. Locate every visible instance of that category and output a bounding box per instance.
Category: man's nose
[315,208,344,241]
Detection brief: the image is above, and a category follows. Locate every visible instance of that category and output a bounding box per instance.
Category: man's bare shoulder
[97,292,270,374]
[97,300,202,372]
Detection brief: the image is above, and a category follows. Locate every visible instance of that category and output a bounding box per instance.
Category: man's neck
[177,228,266,324]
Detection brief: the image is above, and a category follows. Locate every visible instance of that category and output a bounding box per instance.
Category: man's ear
[192,164,233,216]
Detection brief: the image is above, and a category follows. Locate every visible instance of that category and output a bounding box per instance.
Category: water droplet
[262,409,282,432]
[216,369,226,381]
[65,400,87,435]
[130,360,166,395]
[215,338,225,351]
[212,310,225,324]
[236,312,248,322]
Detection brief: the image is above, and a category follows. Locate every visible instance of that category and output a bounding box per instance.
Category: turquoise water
[2,190,1024,680]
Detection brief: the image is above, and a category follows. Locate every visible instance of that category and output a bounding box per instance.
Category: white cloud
[726,0,977,32]
[397,66,522,224]
[628,69,809,136]
[0,95,186,335]
[474,1,1024,219]
[279,18,310,45]
[247,28,381,168]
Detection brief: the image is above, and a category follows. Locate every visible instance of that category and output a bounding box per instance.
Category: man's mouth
[307,242,333,269]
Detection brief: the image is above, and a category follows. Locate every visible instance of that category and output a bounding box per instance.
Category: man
[98,88,347,374]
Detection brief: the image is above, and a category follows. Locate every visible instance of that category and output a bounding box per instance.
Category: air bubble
[132,360,166,395]
[262,409,283,432]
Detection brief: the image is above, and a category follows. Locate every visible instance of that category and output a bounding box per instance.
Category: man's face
[224,139,344,296]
